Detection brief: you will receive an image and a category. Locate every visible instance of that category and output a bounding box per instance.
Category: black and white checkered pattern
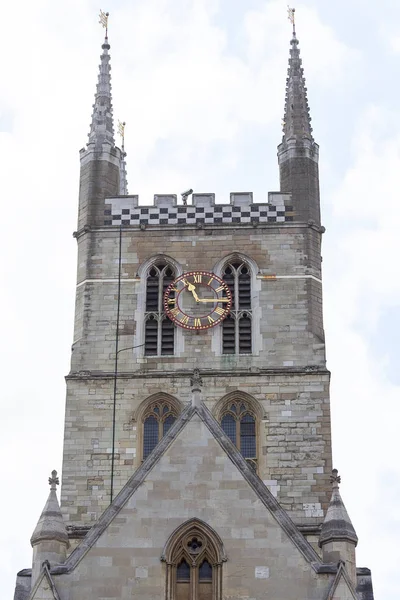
[104,204,293,226]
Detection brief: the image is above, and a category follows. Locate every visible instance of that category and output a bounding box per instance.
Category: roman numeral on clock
[215,306,225,316]
[207,315,215,324]
[194,318,201,327]
[215,285,224,293]
[193,274,202,283]
[180,315,189,324]
[170,307,180,317]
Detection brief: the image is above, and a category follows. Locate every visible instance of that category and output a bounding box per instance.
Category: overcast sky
[1,0,399,597]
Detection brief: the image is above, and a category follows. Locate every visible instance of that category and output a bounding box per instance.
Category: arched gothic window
[222,261,252,354]
[145,262,175,356]
[142,400,178,459]
[220,400,257,470]
[162,520,225,600]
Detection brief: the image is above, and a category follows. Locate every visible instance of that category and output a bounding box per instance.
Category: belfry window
[222,261,252,354]
[142,401,177,459]
[144,263,175,356]
[220,400,257,470]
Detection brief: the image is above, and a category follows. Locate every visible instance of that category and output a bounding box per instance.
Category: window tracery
[221,261,252,354]
[144,262,175,356]
[142,400,178,459]
[220,400,257,470]
[162,520,225,600]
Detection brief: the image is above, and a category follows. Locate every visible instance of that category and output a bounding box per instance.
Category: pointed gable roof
[52,402,321,574]
[29,562,61,600]
[30,471,69,548]
[325,562,358,600]
[319,470,358,547]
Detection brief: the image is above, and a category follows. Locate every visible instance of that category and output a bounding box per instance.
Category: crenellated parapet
[104,192,293,227]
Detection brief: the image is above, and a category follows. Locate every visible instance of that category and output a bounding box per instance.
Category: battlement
[104,192,293,226]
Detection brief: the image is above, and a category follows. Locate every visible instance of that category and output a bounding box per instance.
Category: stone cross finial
[49,470,59,491]
[330,469,341,488]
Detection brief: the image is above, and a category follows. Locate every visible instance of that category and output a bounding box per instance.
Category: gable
[51,408,330,600]
[29,568,60,600]
[326,566,358,600]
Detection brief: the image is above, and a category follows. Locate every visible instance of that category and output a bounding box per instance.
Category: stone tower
[14,19,374,600]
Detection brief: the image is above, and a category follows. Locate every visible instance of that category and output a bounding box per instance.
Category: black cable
[110,226,122,503]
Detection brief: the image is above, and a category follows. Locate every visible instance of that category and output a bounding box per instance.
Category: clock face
[164,271,232,330]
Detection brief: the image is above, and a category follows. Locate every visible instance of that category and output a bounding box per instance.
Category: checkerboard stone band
[104,204,293,226]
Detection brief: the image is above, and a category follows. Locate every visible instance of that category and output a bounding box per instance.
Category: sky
[1,0,399,597]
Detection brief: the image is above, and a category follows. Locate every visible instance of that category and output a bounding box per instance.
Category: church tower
[14,11,374,600]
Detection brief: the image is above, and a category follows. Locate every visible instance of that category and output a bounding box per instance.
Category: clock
[164,271,232,330]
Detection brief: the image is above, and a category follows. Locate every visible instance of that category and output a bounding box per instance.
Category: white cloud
[2,1,397,598]
[323,104,400,598]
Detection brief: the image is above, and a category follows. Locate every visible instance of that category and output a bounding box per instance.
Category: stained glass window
[142,402,178,459]
[220,401,257,467]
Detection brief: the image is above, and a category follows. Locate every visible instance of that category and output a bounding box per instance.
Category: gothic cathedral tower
[15,16,374,600]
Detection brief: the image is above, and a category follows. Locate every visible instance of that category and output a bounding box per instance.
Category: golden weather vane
[287,6,296,36]
[99,10,109,37]
[118,121,126,150]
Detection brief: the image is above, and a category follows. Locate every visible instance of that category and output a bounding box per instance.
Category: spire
[88,11,115,149]
[118,120,128,195]
[31,470,69,548]
[319,469,358,547]
[282,9,313,143]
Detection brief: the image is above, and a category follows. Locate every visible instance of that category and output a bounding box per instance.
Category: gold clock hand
[183,279,200,302]
[196,298,230,303]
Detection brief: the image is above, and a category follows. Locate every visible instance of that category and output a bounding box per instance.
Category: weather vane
[99,9,109,37]
[118,121,126,151]
[287,6,296,36]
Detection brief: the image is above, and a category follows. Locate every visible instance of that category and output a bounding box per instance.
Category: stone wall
[57,416,333,600]
[62,196,331,532]
[61,370,332,528]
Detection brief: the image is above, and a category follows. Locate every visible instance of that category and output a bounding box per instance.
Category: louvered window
[222,262,252,354]
[142,401,178,459]
[220,401,257,471]
[145,263,175,356]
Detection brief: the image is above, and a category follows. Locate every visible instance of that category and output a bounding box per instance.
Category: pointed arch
[212,391,264,422]
[134,393,183,461]
[213,252,259,279]
[137,254,183,278]
[211,253,261,356]
[162,518,227,564]
[213,391,263,473]
[161,519,226,600]
[134,393,182,424]
[136,255,183,357]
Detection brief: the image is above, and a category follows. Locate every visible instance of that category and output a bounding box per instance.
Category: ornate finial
[190,368,203,391]
[48,470,59,491]
[118,120,126,151]
[99,10,109,38]
[330,468,341,487]
[287,5,296,37]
